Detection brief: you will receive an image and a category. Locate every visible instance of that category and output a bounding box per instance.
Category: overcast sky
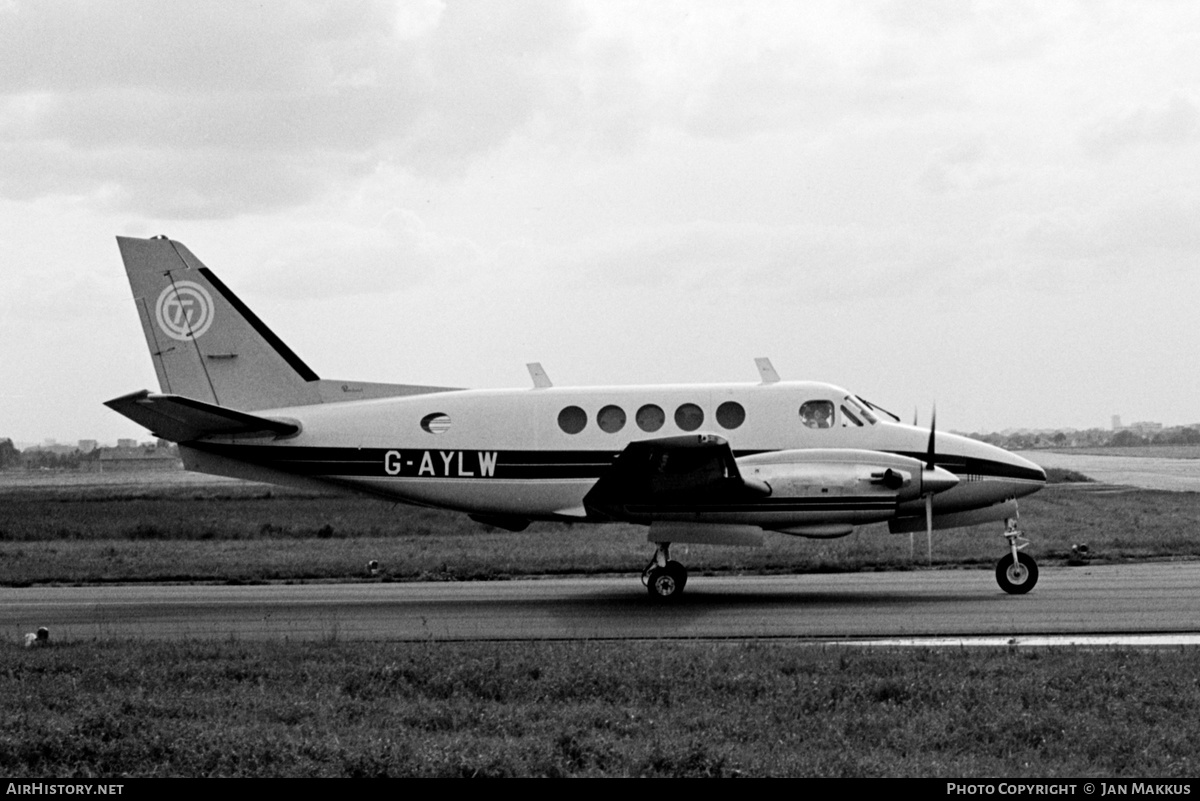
[3,0,1199,445]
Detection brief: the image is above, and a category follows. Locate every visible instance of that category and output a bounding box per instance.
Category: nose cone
[1008,450,1047,496]
[922,464,960,495]
[931,430,1047,498]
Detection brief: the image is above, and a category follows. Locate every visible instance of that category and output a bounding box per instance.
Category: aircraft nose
[1006,450,1047,495]
[1016,452,1047,482]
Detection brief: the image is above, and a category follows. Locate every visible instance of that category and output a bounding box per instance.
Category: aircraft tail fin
[116,235,323,411]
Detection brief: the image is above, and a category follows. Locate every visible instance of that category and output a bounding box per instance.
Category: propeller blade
[925,493,934,566]
[922,404,938,565]
[925,406,937,470]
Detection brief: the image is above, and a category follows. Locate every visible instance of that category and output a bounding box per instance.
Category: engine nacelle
[736,449,926,504]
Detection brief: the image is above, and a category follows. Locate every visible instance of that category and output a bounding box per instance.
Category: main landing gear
[996,517,1038,594]
[643,542,688,601]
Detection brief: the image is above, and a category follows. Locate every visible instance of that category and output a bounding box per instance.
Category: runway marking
[837,635,1200,647]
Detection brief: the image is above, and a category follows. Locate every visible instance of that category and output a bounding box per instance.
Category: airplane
[106,235,1047,600]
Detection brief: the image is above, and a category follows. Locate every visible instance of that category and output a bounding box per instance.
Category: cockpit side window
[799,400,835,429]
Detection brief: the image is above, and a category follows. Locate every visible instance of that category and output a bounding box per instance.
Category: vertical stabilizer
[117,236,322,411]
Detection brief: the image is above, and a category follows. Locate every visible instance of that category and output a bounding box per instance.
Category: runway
[5,562,1200,643]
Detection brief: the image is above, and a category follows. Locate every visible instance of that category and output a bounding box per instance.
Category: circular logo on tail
[155,281,215,341]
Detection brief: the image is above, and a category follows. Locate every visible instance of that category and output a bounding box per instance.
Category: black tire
[665,560,687,593]
[996,551,1038,595]
[646,563,686,600]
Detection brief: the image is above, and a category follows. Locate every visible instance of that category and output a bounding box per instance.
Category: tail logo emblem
[155,281,215,341]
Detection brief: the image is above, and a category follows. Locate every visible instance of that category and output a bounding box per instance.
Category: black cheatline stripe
[198,267,320,382]
[626,501,896,514]
[190,443,1043,483]
[890,451,1046,483]
[189,444,617,479]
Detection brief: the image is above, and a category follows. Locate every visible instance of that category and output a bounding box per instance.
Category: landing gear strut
[996,517,1038,594]
[643,542,688,600]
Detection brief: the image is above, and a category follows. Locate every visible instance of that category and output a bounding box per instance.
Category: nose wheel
[997,518,1038,594]
[643,543,688,600]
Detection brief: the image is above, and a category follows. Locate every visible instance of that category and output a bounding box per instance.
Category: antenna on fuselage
[526,362,553,389]
[754,357,781,384]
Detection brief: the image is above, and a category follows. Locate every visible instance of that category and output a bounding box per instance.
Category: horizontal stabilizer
[104,390,299,442]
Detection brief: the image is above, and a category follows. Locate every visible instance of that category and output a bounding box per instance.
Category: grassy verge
[3,639,1198,777]
[3,478,1200,585]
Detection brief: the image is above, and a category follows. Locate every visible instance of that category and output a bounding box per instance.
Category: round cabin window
[558,406,587,434]
[675,403,704,432]
[716,401,746,430]
[597,405,627,433]
[636,404,665,432]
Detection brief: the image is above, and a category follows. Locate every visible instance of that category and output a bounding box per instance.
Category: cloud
[918,136,1012,194]
[1080,94,1200,159]
[243,207,484,299]
[550,217,933,304]
[0,0,582,217]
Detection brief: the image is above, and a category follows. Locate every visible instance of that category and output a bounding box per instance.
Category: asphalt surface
[5,562,1200,643]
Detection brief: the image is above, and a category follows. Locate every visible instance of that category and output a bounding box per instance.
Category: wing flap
[104,389,300,442]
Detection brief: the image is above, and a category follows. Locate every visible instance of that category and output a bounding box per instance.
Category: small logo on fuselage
[155,281,215,341]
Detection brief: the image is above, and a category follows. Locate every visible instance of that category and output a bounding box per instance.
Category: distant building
[1111,416,1164,436]
[116,438,138,448]
[81,445,182,473]
[78,439,98,452]
[27,442,80,456]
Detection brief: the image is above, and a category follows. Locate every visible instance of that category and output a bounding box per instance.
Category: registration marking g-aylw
[384,450,499,478]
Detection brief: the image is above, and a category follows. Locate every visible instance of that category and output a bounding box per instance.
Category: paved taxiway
[5,562,1199,643]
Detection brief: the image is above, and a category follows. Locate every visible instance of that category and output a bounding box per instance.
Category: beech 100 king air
[107,236,1047,599]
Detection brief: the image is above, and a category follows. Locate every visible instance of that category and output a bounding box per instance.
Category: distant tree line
[0,438,19,470]
[963,425,1200,451]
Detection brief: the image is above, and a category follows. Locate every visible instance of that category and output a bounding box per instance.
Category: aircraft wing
[583,434,769,521]
[104,389,300,442]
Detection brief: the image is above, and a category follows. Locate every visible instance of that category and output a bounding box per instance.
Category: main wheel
[665,560,687,593]
[646,561,688,600]
[996,551,1038,595]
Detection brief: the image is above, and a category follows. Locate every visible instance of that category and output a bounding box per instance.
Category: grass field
[5,639,1200,777]
[4,472,1200,777]
[2,473,1200,585]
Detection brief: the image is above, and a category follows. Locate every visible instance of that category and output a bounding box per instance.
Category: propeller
[925,406,937,471]
[916,407,938,565]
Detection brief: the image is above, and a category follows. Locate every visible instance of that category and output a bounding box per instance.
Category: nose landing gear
[997,518,1038,594]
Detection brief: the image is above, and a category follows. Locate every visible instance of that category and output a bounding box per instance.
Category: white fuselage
[182,380,1045,526]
